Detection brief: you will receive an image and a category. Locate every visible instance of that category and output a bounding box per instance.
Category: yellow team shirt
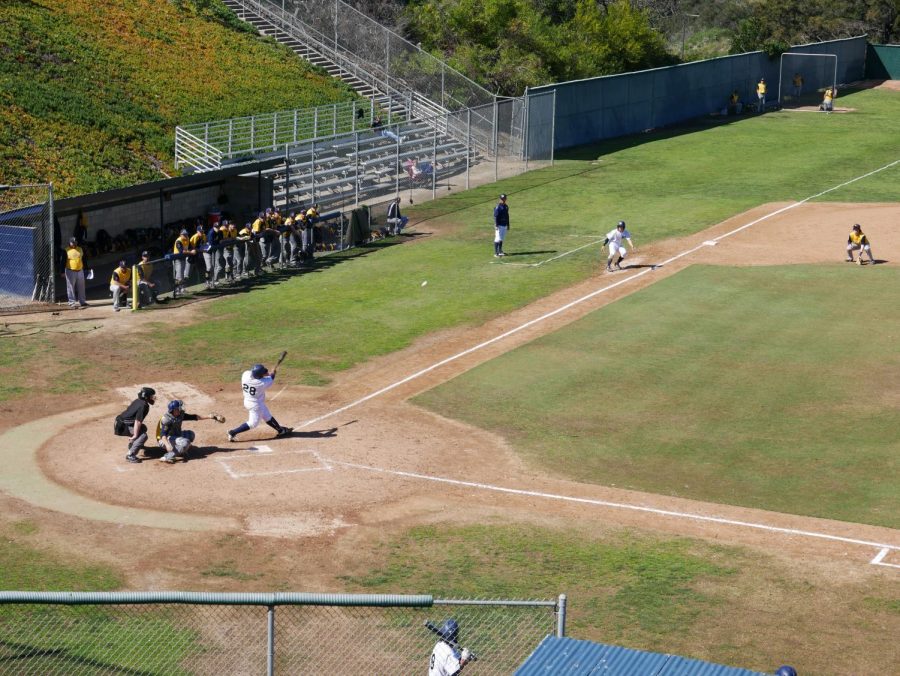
[251,217,265,234]
[139,261,154,281]
[238,226,252,239]
[848,231,867,245]
[793,74,802,87]
[190,232,206,249]
[306,208,318,220]
[226,224,238,239]
[110,266,131,286]
[65,246,84,271]
[173,234,191,254]
[757,81,766,95]
[824,89,833,104]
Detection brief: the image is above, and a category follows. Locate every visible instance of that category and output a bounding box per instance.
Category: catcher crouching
[156,399,225,464]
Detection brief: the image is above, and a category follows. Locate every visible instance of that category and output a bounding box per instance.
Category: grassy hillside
[0,0,356,197]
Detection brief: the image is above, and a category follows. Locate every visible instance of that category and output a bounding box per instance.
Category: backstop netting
[778,53,838,108]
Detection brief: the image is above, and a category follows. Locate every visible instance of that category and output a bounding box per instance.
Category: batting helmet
[251,364,268,379]
[617,220,626,228]
[138,387,156,402]
[438,619,459,642]
[775,667,797,676]
[167,399,183,413]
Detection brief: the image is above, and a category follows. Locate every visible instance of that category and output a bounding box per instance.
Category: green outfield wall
[527,36,867,151]
[866,44,900,79]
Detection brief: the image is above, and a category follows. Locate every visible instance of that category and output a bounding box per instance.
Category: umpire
[115,387,156,463]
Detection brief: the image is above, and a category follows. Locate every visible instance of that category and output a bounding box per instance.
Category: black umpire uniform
[115,387,155,463]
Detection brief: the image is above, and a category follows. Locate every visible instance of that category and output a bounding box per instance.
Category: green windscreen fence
[528,36,867,151]
[866,44,900,79]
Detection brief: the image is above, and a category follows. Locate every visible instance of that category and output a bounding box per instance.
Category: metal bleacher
[175,0,512,214]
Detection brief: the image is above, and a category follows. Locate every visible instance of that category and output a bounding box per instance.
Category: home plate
[218,449,331,479]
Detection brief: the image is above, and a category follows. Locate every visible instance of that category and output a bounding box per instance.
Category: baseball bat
[424,621,478,662]
[275,350,288,368]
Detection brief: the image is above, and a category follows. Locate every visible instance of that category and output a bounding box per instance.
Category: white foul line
[329,459,900,562]
[296,158,900,430]
[870,548,900,569]
[496,239,607,267]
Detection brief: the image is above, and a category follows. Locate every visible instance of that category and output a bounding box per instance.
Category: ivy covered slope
[0,0,356,197]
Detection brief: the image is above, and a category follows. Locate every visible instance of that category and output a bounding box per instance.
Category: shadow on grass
[503,250,557,257]
[0,638,155,675]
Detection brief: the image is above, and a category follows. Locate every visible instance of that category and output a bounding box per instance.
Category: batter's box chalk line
[871,548,900,569]
[217,449,332,479]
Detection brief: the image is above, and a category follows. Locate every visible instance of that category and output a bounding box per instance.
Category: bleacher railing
[224,0,498,152]
[0,591,565,675]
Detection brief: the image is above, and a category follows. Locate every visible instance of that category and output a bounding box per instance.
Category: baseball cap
[141,250,149,257]
[180,229,189,236]
[499,193,507,200]
[68,237,77,245]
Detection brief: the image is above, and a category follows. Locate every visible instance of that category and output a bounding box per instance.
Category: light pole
[681,13,700,60]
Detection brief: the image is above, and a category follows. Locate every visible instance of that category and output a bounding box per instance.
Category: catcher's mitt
[210,413,226,423]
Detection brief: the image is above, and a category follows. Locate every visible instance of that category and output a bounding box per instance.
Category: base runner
[227,363,293,441]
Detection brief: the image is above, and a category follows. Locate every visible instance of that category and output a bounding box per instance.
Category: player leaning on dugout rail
[125,206,336,310]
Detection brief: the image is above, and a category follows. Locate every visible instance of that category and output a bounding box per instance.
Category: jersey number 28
[243,384,257,396]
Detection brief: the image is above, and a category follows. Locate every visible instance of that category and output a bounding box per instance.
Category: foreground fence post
[557,593,567,637]
[267,604,276,676]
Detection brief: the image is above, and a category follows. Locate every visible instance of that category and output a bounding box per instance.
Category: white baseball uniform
[606,226,632,258]
[429,641,462,676]
[241,369,275,428]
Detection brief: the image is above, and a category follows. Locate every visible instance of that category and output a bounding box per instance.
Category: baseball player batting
[227,355,293,442]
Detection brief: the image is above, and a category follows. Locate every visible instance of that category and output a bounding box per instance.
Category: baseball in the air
[421,280,428,286]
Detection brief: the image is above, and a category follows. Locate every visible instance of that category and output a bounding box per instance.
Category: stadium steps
[220,0,403,117]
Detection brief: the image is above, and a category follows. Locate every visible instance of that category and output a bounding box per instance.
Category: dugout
[53,162,278,296]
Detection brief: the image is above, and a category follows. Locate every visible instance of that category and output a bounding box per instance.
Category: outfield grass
[414,265,900,527]
[134,86,900,386]
[345,523,900,675]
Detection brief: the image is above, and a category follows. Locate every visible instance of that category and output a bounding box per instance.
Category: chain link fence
[0,592,564,674]
[0,184,55,311]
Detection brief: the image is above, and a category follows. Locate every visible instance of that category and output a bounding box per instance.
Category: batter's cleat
[227,432,236,442]
[160,453,176,464]
[615,263,622,270]
[606,265,612,272]
[125,454,141,464]
[276,426,293,438]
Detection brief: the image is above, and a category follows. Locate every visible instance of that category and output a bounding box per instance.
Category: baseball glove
[210,413,226,423]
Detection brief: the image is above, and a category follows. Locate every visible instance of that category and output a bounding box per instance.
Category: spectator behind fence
[372,115,401,142]
[727,90,742,115]
[387,197,408,235]
[63,237,89,308]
